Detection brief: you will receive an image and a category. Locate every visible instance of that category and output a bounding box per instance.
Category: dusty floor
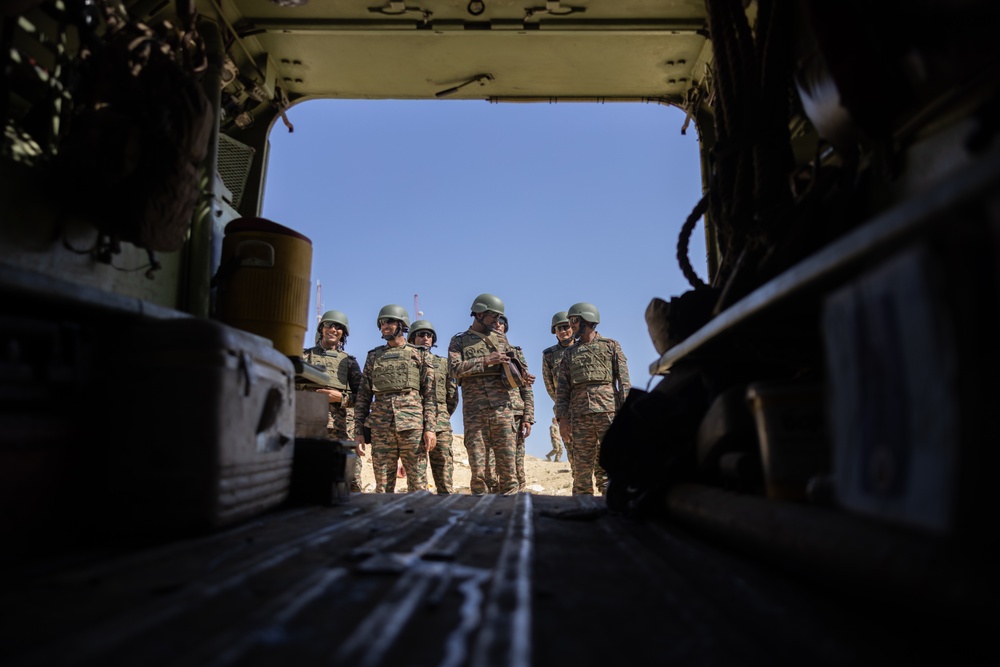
[359,434,575,494]
[5,492,982,665]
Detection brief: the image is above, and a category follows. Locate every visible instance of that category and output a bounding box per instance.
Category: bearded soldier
[448,293,521,495]
[408,320,458,494]
[355,305,437,493]
[541,310,575,465]
[301,310,365,492]
[555,302,630,495]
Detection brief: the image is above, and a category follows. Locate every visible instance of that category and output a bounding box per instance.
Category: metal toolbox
[103,318,296,533]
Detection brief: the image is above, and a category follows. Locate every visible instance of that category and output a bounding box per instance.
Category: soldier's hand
[355,434,365,448]
[523,422,533,438]
[484,351,505,366]
[318,388,343,404]
[356,441,367,457]
[558,419,570,443]
[424,430,437,452]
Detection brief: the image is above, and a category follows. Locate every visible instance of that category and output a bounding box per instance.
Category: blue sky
[261,99,706,458]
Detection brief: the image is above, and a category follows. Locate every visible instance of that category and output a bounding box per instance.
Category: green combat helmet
[376,304,410,329]
[319,309,350,335]
[550,311,569,333]
[407,319,437,345]
[470,293,505,315]
[568,302,600,324]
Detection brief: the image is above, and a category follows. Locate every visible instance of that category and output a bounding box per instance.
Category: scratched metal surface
[0,493,982,666]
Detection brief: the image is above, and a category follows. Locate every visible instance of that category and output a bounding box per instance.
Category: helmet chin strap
[382,322,403,341]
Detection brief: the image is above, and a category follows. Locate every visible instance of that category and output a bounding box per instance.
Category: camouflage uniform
[355,343,436,493]
[301,345,364,491]
[555,334,630,495]
[485,346,533,493]
[485,448,498,494]
[542,340,575,465]
[509,346,534,491]
[426,352,458,494]
[449,329,519,494]
[547,419,563,462]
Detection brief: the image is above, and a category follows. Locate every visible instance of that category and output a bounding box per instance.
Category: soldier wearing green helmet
[408,320,458,494]
[448,293,522,494]
[301,309,365,492]
[541,310,575,463]
[556,302,631,495]
[375,304,411,336]
[355,304,437,493]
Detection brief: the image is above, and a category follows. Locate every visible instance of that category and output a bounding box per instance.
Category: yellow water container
[216,217,312,357]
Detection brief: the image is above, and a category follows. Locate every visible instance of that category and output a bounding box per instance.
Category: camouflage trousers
[429,426,454,494]
[371,427,427,493]
[485,448,497,493]
[485,417,525,492]
[567,411,614,495]
[464,408,517,495]
[514,416,526,491]
[328,403,362,492]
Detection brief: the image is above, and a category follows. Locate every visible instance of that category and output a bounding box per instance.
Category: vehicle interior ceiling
[206,0,1000,368]
[205,0,997,279]
[4,0,995,340]
[3,0,999,600]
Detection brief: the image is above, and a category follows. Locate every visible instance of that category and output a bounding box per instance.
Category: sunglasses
[414,331,434,338]
[555,324,571,332]
[321,322,344,331]
[568,316,582,324]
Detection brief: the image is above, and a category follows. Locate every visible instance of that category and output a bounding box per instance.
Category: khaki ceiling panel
[251,31,707,99]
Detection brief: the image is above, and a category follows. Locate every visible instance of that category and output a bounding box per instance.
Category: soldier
[354,304,437,493]
[407,320,458,494]
[547,416,563,462]
[448,293,521,495]
[301,310,365,492]
[497,314,534,492]
[541,310,575,466]
[555,302,631,495]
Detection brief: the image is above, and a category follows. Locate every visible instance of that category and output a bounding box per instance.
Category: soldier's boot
[545,454,552,461]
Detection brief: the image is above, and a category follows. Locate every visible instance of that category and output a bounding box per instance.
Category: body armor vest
[569,339,614,385]
[544,342,572,372]
[306,347,350,390]
[431,355,449,404]
[371,344,422,394]
[460,331,501,376]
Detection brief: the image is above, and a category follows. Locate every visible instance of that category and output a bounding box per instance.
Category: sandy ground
[359,434,575,494]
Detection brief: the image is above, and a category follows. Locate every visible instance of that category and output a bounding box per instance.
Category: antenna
[316,280,323,322]
[413,293,423,321]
